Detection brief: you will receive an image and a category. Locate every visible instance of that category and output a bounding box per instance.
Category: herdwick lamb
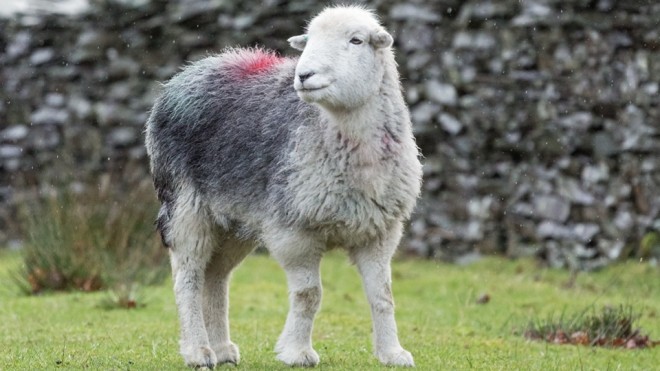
[145,5,422,369]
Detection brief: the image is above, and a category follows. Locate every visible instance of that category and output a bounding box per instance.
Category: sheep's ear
[288,35,307,51]
[371,30,393,49]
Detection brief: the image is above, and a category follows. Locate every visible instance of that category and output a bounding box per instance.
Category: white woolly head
[288,6,394,111]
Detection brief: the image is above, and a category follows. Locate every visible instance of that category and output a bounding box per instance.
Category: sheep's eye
[350,37,363,45]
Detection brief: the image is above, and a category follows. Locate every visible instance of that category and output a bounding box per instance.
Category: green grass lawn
[0,250,658,370]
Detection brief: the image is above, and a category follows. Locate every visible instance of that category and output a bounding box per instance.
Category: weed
[99,282,144,310]
[524,304,657,348]
[15,171,169,305]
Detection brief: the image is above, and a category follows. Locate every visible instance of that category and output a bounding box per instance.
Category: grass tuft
[524,304,658,349]
[98,282,144,310]
[14,171,169,307]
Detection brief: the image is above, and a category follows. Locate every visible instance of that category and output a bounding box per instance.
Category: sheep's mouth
[297,85,329,93]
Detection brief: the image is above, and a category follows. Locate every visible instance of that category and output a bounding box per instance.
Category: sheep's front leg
[351,225,414,367]
[266,229,323,367]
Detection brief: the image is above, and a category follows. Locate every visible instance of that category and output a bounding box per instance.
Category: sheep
[145,5,422,369]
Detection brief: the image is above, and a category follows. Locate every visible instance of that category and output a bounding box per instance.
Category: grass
[15,175,168,296]
[0,250,658,370]
[524,304,654,348]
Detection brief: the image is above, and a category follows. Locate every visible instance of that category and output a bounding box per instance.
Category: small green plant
[15,172,169,306]
[99,282,144,310]
[639,231,660,260]
[524,305,657,348]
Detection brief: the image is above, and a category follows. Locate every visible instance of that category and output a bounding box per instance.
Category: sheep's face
[288,8,393,111]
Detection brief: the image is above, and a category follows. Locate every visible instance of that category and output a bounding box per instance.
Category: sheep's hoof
[376,347,415,367]
[275,347,320,367]
[213,342,240,365]
[182,346,217,369]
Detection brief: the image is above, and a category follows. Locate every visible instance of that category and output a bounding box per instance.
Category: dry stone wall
[1,0,658,268]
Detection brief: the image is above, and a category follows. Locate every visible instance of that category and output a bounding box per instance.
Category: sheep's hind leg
[266,229,323,367]
[350,224,415,367]
[203,237,254,365]
[169,188,217,369]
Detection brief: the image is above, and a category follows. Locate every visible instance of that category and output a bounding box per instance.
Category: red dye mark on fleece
[232,50,284,78]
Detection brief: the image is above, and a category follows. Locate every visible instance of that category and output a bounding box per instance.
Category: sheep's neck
[321,68,404,144]
[321,104,405,169]
[322,100,382,141]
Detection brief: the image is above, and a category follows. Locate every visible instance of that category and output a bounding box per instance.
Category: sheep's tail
[153,178,173,248]
[155,202,171,248]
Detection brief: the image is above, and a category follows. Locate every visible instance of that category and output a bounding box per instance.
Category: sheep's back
[146,49,311,221]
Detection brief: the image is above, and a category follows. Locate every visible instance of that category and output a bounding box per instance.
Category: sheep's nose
[298,72,315,83]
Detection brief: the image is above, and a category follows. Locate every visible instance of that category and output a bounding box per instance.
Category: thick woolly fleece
[145,5,422,369]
